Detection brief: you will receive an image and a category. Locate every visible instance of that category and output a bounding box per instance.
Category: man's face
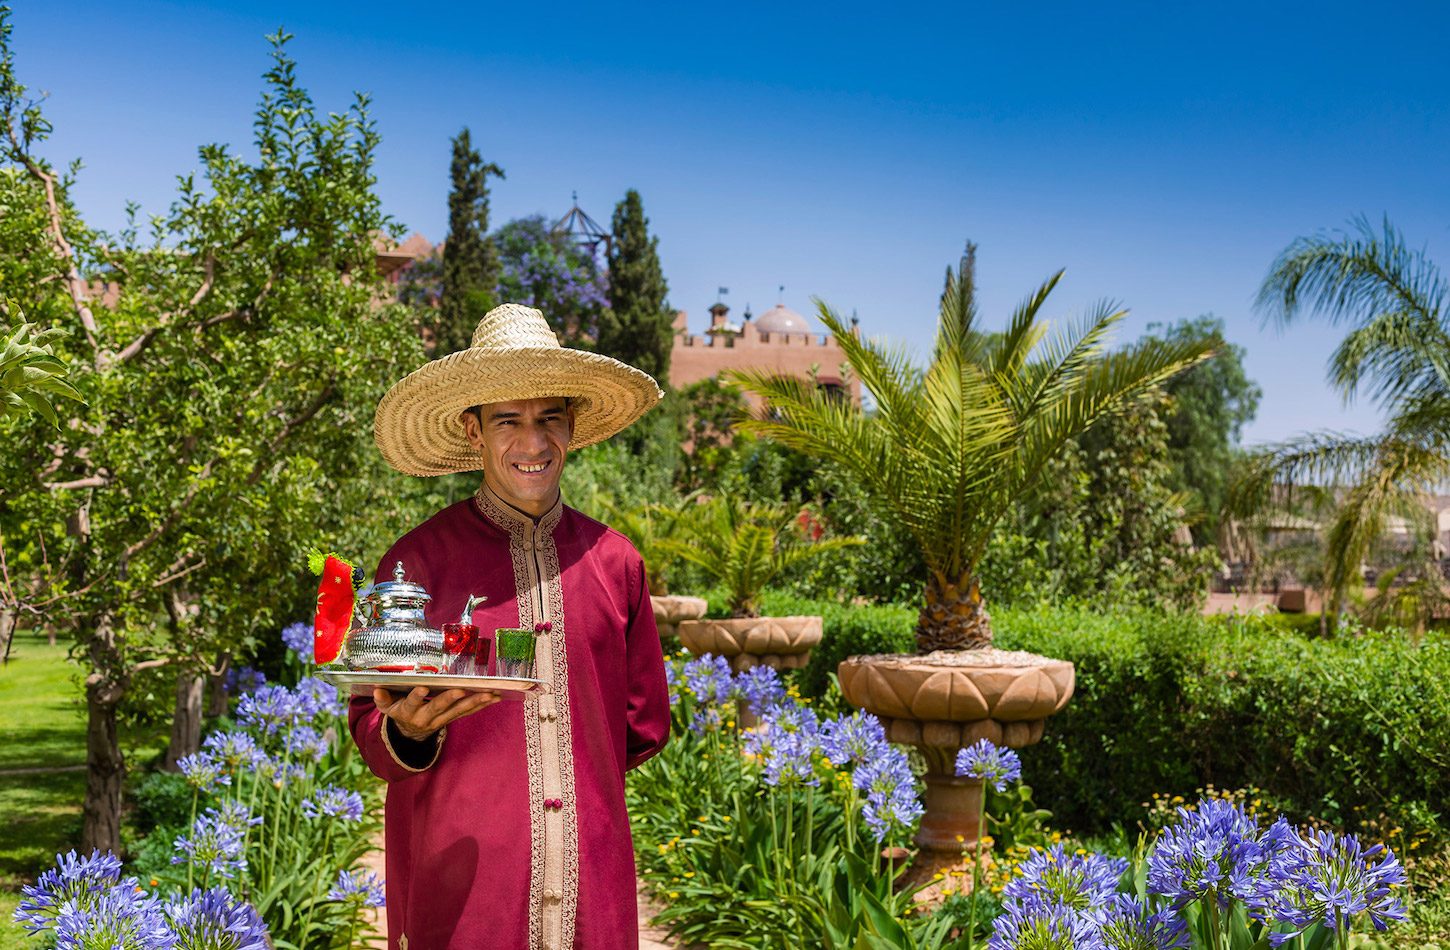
[461,397,575,517]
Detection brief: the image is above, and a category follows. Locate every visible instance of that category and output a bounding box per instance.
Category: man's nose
[519,423,550,453]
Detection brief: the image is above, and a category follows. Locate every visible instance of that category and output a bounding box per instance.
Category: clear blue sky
[12,1,1449,446]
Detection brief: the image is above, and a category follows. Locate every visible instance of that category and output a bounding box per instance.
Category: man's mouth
[513,461,551,474]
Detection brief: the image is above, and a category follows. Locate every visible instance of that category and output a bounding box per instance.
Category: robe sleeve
[345,547,449,782]
[623,552,671,770]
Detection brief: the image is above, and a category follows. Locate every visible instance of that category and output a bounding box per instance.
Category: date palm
[1231,217,1450,621]
[731,251,1214,650]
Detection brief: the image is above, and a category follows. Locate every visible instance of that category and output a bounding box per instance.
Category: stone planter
[676,615,823,673]
[838,649,1074,853]
[650,595,709,641]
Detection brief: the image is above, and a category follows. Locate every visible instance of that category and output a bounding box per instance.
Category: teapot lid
[367,561,431,603]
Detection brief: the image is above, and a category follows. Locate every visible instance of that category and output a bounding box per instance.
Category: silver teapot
[344,561,445,672]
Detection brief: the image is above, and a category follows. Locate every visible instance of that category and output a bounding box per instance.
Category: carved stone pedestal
[650,595,708,641]
[679,616,824,727]
[838,649,1075,853]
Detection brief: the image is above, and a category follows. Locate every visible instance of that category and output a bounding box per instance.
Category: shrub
[992,605,1450,839]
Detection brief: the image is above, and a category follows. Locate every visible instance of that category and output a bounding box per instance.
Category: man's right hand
[373,686,501,741]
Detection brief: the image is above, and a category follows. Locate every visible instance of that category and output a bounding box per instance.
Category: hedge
[722,592,1450,837]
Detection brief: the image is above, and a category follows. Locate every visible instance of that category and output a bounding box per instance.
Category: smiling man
[349,303,671,950]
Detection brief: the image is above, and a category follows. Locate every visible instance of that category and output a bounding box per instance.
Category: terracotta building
[669,300,862,408]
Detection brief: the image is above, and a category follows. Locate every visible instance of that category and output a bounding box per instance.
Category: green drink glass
[494,628,539,680]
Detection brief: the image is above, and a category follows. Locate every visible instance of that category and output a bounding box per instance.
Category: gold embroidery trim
[380,718,446,773]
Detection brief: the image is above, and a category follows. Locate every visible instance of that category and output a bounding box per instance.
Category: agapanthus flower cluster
[736,665,787,716]
[52,884,175,950]
[165,887,270,950]
[1003,844,1129,913]
[988,898,1102,950]
[235,684,304,737]
[819,711,887,768]
[172,808,249,880]
[680,655,737,734]
[1147,798,1267,909]
[201,732,267,774]
[14,849,127,935]
[222,666,267,697]
[177,752,231,793]
[1251,828,1408,945]
[1089,895,1189,950]
[853,744,922,843]
[326,869,387,908]
[956,737,1023,791]
[295,675,347,719]
[283,725,329,763]
[301,785,365,822]
[746,703,822,787]
[280,621,314,662]
[988,796,1410,950]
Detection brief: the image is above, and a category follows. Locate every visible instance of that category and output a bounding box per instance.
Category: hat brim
[374,346,663,476]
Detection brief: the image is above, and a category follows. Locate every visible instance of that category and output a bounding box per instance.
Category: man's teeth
[516,462,548,473]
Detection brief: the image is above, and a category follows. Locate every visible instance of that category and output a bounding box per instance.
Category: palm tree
[1231,217,1450,622]
[731,249,1214,651]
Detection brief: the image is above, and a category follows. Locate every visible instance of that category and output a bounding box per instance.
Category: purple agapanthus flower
[956,738,1023,792]
[236,684,303,736]
[852,745,922,842]
[223,666,267,696]
[327,869,386,908]
[819,711,887,767]
[177,753,231,793]
[1254,829,1407,946]
[283,725,328,762]
[989,898,1103,950]
[53,886,175,950]
[1003,844,1128,913]
[13,849,125,935]
[744,702,822,786]
[1090,894,1190,950]
[1147,798,1264,910]
[301,786,365,823]
[165,886,270,950]
[681,655,735,706]
[736,665,787,716]
[295,675,346,720]
[172,809,248,879]
[201,731,267,772]
[280,621,313,661]
[214,799,263,832]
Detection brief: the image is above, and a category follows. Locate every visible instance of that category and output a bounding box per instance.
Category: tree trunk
[0,608,15,664]
[207,659,230,718]
[82,674,125,855]
[916,572,992,651]
[164,669,206,771]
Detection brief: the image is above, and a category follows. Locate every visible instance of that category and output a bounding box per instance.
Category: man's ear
[460,408,483,449]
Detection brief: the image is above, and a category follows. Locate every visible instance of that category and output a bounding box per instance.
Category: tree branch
[43,474,111,491]
[246,380,336,485]
[8,127,102,359]
[108,251,217,367]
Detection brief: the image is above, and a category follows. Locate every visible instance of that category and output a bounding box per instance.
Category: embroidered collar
[473,481,563,533]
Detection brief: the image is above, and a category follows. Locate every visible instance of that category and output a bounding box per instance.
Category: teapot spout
[460,594,487,624]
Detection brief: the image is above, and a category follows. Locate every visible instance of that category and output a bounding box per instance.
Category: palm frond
[1328,307,1450,408]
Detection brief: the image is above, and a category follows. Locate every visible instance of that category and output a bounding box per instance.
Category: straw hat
[374,303,663,476]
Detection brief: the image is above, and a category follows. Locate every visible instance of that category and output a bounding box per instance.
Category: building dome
[754,303,811,334]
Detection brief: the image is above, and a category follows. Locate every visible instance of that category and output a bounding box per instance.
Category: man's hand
[373,686,500,742]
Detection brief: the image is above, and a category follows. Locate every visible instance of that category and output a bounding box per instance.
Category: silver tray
[317,669,547,696]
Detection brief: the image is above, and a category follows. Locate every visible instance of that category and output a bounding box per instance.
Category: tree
[1144,316,1260,542]
[0,22,425,851]
[732,250,1212,650]
[493,215,607,345]
[599,189,674,383]
[435,128,504,354]
[1231,217,1450,622]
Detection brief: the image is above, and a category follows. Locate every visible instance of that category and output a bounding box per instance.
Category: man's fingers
[375,685,500,731]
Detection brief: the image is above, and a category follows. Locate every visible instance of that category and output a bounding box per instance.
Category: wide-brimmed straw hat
[374,303,663,476]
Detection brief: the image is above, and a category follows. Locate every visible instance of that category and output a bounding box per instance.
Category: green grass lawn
[0,631,169,948]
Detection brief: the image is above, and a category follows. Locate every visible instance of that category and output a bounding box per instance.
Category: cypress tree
[601,189,674,383]
[436,128,503,354]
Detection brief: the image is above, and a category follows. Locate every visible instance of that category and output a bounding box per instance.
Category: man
[349,303,672,949]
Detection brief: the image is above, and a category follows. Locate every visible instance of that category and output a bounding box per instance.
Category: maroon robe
[348,485,671,950]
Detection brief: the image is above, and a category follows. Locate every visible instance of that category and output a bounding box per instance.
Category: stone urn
[650,595,709,641]
[676,615,823,673]
[838,649,1075,853]
[679,615,824,727]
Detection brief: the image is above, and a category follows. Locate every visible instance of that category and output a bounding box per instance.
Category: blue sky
[11,1,1449,445]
